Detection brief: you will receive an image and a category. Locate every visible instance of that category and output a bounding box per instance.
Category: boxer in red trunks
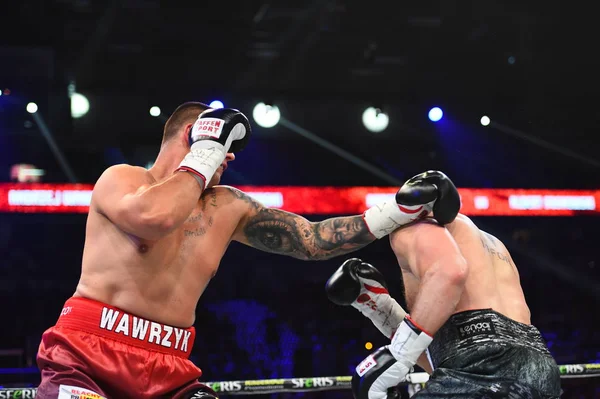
[36,101,460,398]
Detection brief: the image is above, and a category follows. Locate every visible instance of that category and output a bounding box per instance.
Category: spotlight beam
[279,117,402,185]
[492,122,600,168]
[30,111,78,183]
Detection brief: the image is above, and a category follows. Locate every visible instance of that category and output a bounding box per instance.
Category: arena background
[1,1,599,398]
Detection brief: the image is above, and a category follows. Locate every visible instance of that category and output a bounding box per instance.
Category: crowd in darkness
[0,213,597,398]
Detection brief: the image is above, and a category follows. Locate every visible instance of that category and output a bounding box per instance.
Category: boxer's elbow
[138,211,176,239]
[425,255,468,289]
[446,255,469,287]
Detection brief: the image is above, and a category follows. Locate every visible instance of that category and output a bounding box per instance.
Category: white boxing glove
[177,108,251,187]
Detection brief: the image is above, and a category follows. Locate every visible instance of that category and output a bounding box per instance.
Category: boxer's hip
[48,296,196,357]
[427,309,561,397]
[37,297,202,398]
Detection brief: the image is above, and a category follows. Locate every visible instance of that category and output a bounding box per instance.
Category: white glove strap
[177,140,226,188]
[350,277,407,339]
[363,201,430,239]
[390,317,433,366]
[369,360,410,399]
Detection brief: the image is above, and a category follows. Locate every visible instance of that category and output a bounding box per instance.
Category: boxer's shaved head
[162,102,210,145]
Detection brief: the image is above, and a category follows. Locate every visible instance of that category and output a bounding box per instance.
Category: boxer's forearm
[230,187,374,259]
[124,172,201,239]
[245,212,374,260]
[416,352,433,374]
[233,198,372,261]
[310,216,375,259]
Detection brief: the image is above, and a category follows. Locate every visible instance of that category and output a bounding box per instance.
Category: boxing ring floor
[1,363,598,397]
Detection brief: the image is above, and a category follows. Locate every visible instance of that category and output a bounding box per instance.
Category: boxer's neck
[149,141,188,181]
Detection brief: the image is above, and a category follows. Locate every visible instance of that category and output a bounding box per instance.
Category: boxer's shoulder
[206,185,263,210]
[450,213,476,229]
[101,163,148,176]
[205,184,242,197]
[96,164,151,186]
[389,217,441,245]
[91,164,152,209]
[446,214,495,245]
[389,217,462,266]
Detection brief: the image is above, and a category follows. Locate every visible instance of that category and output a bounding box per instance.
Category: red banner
[0,183,598,216]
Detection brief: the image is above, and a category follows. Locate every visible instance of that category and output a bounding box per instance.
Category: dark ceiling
[1,0,599,188]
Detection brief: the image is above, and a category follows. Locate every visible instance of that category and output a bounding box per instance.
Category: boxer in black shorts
[419,308,560,398]
[327,214,561,398]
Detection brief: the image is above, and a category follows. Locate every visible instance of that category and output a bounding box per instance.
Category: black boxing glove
[352,346,402,399]
[395,170,460,225]
[363,170,460,238]
[325,258,407,338]
[177,108,251,188]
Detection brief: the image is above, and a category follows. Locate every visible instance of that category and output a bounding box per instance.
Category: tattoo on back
[480,234,512,264]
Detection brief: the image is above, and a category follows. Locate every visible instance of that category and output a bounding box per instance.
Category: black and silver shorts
[412,309,561,398]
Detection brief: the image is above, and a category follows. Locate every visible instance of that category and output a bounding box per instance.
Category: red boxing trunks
[36,297,213,398]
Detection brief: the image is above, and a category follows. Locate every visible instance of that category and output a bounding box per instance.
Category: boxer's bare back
[76,164,375,328]
[390,214,531,326]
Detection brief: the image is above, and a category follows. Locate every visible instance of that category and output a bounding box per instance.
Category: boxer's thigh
[412,369,547,399]
[37,367,107,399]
[411,369,483,398]
[36,330,108,398]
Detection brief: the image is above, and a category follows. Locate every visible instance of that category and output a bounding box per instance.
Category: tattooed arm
[228,187,376,260]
